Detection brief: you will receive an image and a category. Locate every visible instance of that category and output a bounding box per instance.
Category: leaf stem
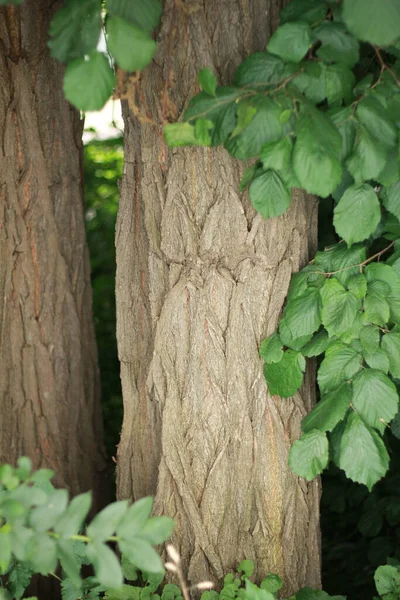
[312,242,395,277]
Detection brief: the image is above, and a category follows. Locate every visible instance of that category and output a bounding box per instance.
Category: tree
[115,1,321,594]
[0,0,107,504]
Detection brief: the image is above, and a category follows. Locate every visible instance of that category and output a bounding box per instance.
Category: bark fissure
[116,0,321,593]
[0,0,107,502]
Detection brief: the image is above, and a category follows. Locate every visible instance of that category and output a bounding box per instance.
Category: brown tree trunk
[0,1,108,504]
[116,0,321,594]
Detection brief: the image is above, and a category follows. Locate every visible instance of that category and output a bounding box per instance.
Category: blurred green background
[83,139,400,600]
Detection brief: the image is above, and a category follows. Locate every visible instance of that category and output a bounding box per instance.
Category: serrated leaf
[184,88,241,145]
[280,0,327,24]
[231,102,257,138]
[233,53,286,89]
[382,332,400,378]
[333,184,381,246]
[314,22,359,68]
[48,0,101,63]
[352,369,399,432]
[340,412,389,490]
[57,540,82,587]
[365,263,400,322]
[293,108,342,197]
[259,137,292,171]
[342,0,400,46]
[357,97,398,150]
[283,288,322,340]
[26,534,57,575]
[260,333,283,363]
[87,542,123,589]
[382,181,400,221]
[198,68,217,96]
[302,383,352,434]
[360,325,380,355]
[267,21,312,63]
[87,500,129,542]
[29,489,69,532]
[63,53,115,112]
[264,349,305,398]
[0,529,11,572]
[249,170,291,218]
[347,273,367,299]
[119,538,164,573]
[7,562,34,600]
[329,107,356,163]
[226,96,283,159]
[364,348,390,373]
[302,330,330,357]
[364,280,391,327]
[318,346,362,393]
[163,123,199,147]
[260,575,283,594]
[320,281,359,337]
[117,497,153,539]
[107,0,162,32]
[292,61,327,104]
[346,123,387,184]
[107,17,156,72]
[279,317,313,350]
[325,64,355,105]
[55,492,92,538]
[374,565,400,597]
[195,119,213,145]
[289,430,329,480]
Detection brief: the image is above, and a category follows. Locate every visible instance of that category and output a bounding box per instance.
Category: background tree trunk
[0,1,108,504]
[116,0,321,593]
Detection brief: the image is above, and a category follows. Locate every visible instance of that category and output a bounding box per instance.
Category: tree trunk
[0,1,108,504]
[116,0,321,594]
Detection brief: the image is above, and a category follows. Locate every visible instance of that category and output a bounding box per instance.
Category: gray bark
[0,0,108,504]
[116,0,321,594]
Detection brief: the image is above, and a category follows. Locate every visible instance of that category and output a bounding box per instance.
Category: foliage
[84,137,124,459]
[0,458,174,600]
[162,0,400,491]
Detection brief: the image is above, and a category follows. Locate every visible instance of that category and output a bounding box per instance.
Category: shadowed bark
[116,0,321,594]
[0,0,108,504]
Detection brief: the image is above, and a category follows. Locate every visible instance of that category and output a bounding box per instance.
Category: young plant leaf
[198,68,217,96]
[249,170,291,218]
[264,349,305,398]
[259,333,284,363]
[288,430,329,480]
[87,500,129,542]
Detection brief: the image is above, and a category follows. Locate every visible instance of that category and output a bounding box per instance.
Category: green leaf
[352,369,398,432]
[239,164,258,191]
[302,330,330,357]
[333,184,381,246]
[198,68,217,96]
[119,538,164,573]
[364,280,391,326]
[233,53,287,89]
[260,333,283,363]
[342,0,400,46]
[264,349,305,398]
[87,542,123,589]
[0,529,11,572]
[15,457,32,481]
[121,556,138,581]
[57,540,82,587]
[7,562,34,600]
[117,497,153,539]
[302,383,352,434]
[339,412,389,490]
[320,280,359,337]
[282,288,322,340]
[357,97,398,150]
[184,88,241,146]
[374,565,400,597]
[238,560,254,578]
[292,61,327,104]
[280,0,327,24]
[107,17,156,72]
[163,123,199,147]
[365,263,400,322]
[329,107,357,163]
[107,0,162,32]
[267,22,312,63]
[288,430,329,480]
[249,170,291,219]
[55,492,92,537]
[88,500,129,542]
[231,102,257,138]
[364,348,390,372]
[346,123,387,183]
[225,96,283,159]
[325,64,355,105]
[259,137,292,171]
[138,516,174,545]
[382,332,400,378]
[314,22,359,68]
[347,273,367,299]
[360,325,380,355]
[48,0,101,63]
[260,575,283,595]
[63,53,115,112]
[316,243,366,287]
[29,489,69,532]
[195,119,213,146]
[318,346,362,393]
[26,534,58,575]
[382,181,400,221]
[293,109,342,198]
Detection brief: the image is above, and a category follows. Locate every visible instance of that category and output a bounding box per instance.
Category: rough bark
[0,1,108,503]
[116,0,321,594]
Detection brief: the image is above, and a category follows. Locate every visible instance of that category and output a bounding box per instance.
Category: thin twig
[311,242,395,277]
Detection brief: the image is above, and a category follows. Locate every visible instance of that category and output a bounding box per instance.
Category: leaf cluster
[0,458,174,600]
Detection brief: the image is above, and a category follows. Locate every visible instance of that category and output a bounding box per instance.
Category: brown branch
[373,45,400,88]
[311,242,395,277]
